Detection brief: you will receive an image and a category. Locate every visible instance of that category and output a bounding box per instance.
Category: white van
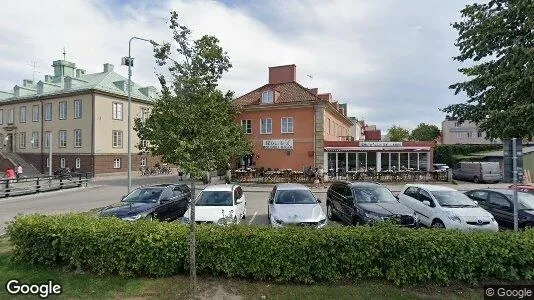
[452,162,501,183]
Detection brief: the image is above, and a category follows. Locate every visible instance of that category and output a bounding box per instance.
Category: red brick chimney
[308,88,318,95]
[269,64,296,84]
[317,93,332,102]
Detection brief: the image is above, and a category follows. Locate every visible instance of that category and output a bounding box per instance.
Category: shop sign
[262,139,293,150]
[360,141,402,147]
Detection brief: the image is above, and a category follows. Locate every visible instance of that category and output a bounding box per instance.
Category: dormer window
[261,90,274,103]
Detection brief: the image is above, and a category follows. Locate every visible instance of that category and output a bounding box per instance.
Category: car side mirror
[422,200,431,206]
[317,199,322,203]
[236,198,243,204]
[121,195,126,200]
[473,200,478,206]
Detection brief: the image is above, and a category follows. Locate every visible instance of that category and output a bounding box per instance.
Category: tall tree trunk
[189,179,196,293]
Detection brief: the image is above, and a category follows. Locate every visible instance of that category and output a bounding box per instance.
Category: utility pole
[512,138,518,231]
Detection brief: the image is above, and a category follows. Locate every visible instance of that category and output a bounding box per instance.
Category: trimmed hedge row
[7,214,534,285]
[434,144,503,167]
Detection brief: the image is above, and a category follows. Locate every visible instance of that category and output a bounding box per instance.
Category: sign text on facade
[262,139,294,150]
[360,141,403,147]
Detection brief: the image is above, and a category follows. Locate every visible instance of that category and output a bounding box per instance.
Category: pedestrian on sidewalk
[5,167,16,180]
[16,164,23,181]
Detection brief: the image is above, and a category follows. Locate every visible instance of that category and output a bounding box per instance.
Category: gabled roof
[231,81,323,108]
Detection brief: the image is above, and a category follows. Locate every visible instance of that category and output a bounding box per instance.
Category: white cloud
[0,0,470,129]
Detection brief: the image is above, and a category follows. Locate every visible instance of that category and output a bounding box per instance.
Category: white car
[398,184,498,232]
[184,184,246,225]
[267,183,327,228]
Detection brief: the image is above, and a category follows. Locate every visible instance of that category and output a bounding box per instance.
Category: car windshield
[430,191,476,207]
[275,190,317,204]
[122,188,163,203]
[518,193,534,210]
[353,187,397,203]
[196,191,233,206]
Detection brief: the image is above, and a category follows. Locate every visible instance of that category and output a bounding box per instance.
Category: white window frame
[32,105,39,122]
[281,117,294,133]
[74,129,82,148]
[477,131,483,138]
[19,106,26,123]
[31,131,39,148]
[46,157,50,168]
[19,132,26,148]
[75,158,81,169]
[113,158,121,169]
[141,107,149,123]
[44,103,52,121]
[241,119,252,134]
[74,100,82,119]
[59,130,67,148]
[112,130,123,148]
[140,157,147,167]
[467,131,472,138]
[60,158,66,168]
[59,101,67,120]
[456,132,462,139]
[44,131,51,149]
[8,109,14,124]
[0,109,3,125]
[260,118,272,134]
[112,102,123,120]
[261,90,273,103]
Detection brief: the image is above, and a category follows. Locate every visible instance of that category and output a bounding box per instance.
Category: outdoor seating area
[231,168,449,183]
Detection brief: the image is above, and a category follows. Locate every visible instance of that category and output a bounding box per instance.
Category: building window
[112,130,123,148]
[0,109,3,125]
[74,100,82,119]
[260,118,272,134]
[75,158,81,169]
[112,102,123,120]
[8,109,14,124]
[59,101,67,120]
[31,131,39,148]
[74,129,82,147]
[45,103,52,121]
[467,131,472,138]
[141,157,147,167]
[261,90,274,103]
[113,158,121,169]
[44,131,51,149]
[281,117,294,133]
[59,130,67,148]
[46,157,50,168]
[60,158,66,168]
[456,132,462,139]
[32,105,39,122]
[141,107,149,123]
[328,118,331,134]
[0,134,3,148]
[477,131,483,138]
[454,122,459,127]
[139,139,148,150]
[19,106,26,123]
[19,132,26,148]
[241,120,252,134]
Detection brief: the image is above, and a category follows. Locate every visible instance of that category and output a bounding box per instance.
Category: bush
[7,214,534,285]
[434,144,502,167]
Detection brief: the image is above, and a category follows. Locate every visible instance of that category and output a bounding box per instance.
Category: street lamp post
[124,37,159,194]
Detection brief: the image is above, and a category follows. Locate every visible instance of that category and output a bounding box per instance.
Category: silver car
[267,183,327,228]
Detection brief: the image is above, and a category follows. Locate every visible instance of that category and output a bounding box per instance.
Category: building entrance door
[6,133,13,152]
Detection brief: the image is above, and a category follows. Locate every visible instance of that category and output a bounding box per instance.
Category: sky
[0,0,475,131]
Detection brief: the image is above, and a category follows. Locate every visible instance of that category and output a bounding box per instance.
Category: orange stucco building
[231,64,353,170]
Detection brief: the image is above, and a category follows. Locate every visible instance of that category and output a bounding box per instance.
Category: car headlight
[122,214,143,221]
[413,212,419,222]
[445,211,461,223]
[318,218,327,228]
[491,217,496,223]
[364,212,383,220]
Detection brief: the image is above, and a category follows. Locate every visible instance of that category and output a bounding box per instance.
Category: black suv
[326,181,417,227]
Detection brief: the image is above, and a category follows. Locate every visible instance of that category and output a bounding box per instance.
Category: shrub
[7,214,534,285]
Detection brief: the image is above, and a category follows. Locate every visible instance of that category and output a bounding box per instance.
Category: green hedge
[434,144,502,167]
[7,214,534,285]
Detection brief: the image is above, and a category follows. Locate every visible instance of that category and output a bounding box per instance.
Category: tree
[442,0,534,139]
[410,123,440,141]
[134,11,253,285]
[387,125,410,141]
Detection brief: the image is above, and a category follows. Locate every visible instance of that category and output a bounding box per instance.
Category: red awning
[324,147,432,152]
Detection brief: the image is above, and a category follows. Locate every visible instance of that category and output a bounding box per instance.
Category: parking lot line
[248,211,258,225]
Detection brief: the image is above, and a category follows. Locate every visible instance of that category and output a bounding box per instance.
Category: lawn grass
[0,235,483,299]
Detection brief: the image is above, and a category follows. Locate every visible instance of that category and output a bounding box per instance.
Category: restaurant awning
[324,147,432,152]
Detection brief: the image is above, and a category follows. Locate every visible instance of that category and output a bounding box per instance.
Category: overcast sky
[0,0,474,131]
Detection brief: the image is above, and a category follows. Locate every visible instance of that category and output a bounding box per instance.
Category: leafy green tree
[410,123,440,141]
[134,11,253,284]
[387,125,410,141]
[442,0,534,139]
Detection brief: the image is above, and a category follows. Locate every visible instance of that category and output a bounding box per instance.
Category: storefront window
[348,153,357,172]
[409,153,418,170]
[337,153,346,175]
[419,152,429,171]
[328,153,336,172]
[400,153,409,170]
[358,153,367,171]
[391,153,399,170]
[381,153,390,171]
[367,152,376,171]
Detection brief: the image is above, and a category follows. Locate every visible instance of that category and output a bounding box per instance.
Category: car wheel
[234,216,238,224]
[352,216,363,226]
[473,176,480,183]
[523,222,534,230]
[326,202,337,221]
[432,219,445,229]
